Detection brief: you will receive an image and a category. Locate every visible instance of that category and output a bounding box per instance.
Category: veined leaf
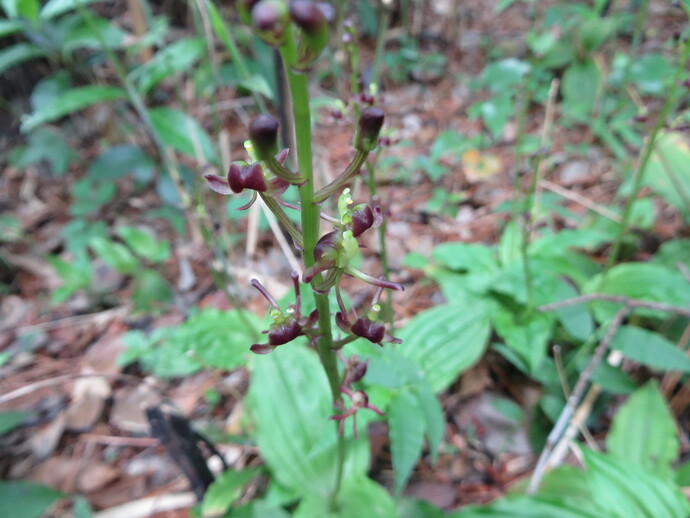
[398,302,491,392]
[201,468,261,518]
[610,326,690,373]
[293,477,399,518]
[130,38,205,94]
[389,389,425,494]
[607,380,678,478]
[21,86,127,132]
[0,481,63,518]
[248,346,368,497]
[413,381,444,464]
[149,107,215,161]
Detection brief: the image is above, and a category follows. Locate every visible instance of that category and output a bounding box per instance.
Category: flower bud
[252,0,289,46]
[351,316,386,345]
[290,0,329,69]
[227,161,267,193]
[314,230,340,263]
[249,114,280,162]
[350,204,376,237]
[353,107,384,152]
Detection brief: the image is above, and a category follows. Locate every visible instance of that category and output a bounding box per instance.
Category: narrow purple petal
[204,174,233,195]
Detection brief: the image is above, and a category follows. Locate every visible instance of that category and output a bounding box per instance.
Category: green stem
[260,194,304,248]
[369,5,391,92]
[604,36,690,273]
[279,32,345,508]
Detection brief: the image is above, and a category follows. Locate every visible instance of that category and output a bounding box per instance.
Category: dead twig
[527,307,630,494]
[539,294,690,319]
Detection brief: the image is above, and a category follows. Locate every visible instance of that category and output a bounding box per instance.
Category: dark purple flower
[228,162,267,193]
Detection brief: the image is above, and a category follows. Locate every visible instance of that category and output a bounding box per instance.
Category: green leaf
[652,238,690,271]
[480,58,530,92]
[40,0,101,19]
[0,410,30,435]
[397,302,492,392]
[562,59,601,122]
[528,229,608,258]
[611,326,690,373]
[149,107,215,160]
[0,19,25,37]
[89,236,138,274]
[642,132,690,217]
[117,226,170,263]
[201,468,261,518]
[497,220,523,266]
[474,91,513,139]
[130,38,205,94]
[432,242,497,273]
[551,280,594,341]
[0,43,46,76]
[47,252,92,302]
[61,16,125,53]
[492,308,553,374]
[11,126,76,175]
[248,346,369,496]
[87,145,154,183]
[0,481,63,518]
[21,86,127,132]
[398,498,445,518]
[293,477,399,518]
[389,389,425,494]
[583,263,690,322]
[628,54,672,95]
[583,448,690,518]
[413,382,444,463]
[607,380,678,478]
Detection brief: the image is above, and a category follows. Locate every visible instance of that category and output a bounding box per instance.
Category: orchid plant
[203,0,401,505]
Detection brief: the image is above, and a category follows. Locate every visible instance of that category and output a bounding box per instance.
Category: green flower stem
[279,32,345,508]
[605,35,690,273]
[313,150,368,203]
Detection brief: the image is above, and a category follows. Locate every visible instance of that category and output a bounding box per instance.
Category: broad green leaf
[238,74,274,99]
[389,389,425,494]
[398,498,445,518]
[474,91,513,139]
[562,59,601,122]
[40,0,101,19]
[201,468,261,518]
[47,252,92,302]
[224,500,291,518]
[583,448,690,518]
[480,58,530,92]
[497,220,523,266]
[577,17,618,52]
[607,380,678,477]
[398,302,491,392]
[610,326,690,373]
[69,179,116,216]
[117,226,170,263]
[628,54,672,95]
[451,495,601,518]
[432,242,497,273]
[583,263,690,322]
[248,346,368,496]
[89,236,138,274]
[413,381,444,463]
[130,38,205,94]
[11,126,76,175]
[492,308,553,373]
[87,145,154,183]
[0,43,46,76]
[293,477,399,518]
[61,16,126,53]
[652,238,690,270]
[149,107,215,160]
[0,410,30,435]
[642,132,690,217]
[21,86,127,132]
[528,229,608,258]
[0,481,63,518]
[551,279,594,341]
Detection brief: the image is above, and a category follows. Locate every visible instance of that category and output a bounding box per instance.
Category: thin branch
[539,179,622,223]
[539,293,690,319]
[527,307,630,494]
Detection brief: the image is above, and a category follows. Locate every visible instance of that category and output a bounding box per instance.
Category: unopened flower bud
[354,107,384,152]
[252,0,289,46]
[314,230,340,262]
[249,114,280,162]
[289,0,330,69]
